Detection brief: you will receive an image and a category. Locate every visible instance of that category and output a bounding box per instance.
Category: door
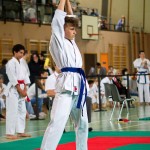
[100,53,108,71]
[84,53,97,76]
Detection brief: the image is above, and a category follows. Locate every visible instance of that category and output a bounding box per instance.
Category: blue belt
[61,67,87,109]
[137,71,147,84]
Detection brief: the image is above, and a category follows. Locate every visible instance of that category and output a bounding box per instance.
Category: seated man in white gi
[88,80,99,110]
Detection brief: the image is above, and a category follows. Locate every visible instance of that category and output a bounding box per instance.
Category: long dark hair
[29,52,40,63]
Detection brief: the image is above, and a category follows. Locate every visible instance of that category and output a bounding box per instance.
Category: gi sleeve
[146,59,150,72]
[51,9,67,51]
[45,76,55,91]
[133,59,142,69]
[6,61,18,87]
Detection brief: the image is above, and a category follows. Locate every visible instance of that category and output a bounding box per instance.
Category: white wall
[145,0,150,33]
[77,0,102,13]
[129,0,143,28]
[111,0,128,25]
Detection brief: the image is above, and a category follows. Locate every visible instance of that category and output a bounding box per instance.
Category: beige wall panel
[0,22,51,45]
[144,34,150,59]
[76,30,130,68]
[108,0,111,18]
[111,0,128,25]
[0,22,130,67]
[129,0,143,28]
[78,0,102,12]
[145,0,150,33]
[1,22,150,71]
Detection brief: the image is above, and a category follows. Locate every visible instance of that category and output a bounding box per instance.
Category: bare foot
[17,133,31,137]
[6,135,18,140]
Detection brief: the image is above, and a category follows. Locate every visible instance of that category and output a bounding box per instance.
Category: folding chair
[104,83,136,121]
[111,84,136,121]
[104,83,112,99]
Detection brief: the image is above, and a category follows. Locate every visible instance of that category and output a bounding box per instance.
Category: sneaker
[39,112,46,120]
[29,114,36,119]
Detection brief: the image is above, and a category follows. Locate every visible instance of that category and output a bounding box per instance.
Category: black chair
[104,83,136,121]
[104,83,112,99]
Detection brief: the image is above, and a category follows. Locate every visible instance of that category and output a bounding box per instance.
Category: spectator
[82,10,88,15]
[108,65,117,75]
[96,62,107,79]
[26,4,37,23]
[112,70,128,96]
[100,19,108,30]
[90,9,98,16]
[121,68,129,88]
[88,66,96,76]
[87,80,99,110]
[0,74,6,120]
[0,59,9,85]
[20,50,30,77]
[116,16,126,31]
[39,52,45,66]
[26,69,48,119]
[129,71,138,96]
[28,52,43,85]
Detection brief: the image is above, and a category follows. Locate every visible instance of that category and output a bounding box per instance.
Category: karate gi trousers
[137,83,150,102]
[41,92,88,150]
[6,87,26,135]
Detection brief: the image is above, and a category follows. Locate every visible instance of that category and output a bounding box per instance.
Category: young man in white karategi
[87,80,99,110]
[133,50,150,105]
[40,0,88,149]
[5,44,31,139]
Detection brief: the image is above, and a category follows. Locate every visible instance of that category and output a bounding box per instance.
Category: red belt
[18,80,25,84]
[17,80,30,102]
[26,96,30,102]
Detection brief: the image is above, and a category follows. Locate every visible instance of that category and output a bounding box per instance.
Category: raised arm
[65,0,73,15]
[57,0,66,11]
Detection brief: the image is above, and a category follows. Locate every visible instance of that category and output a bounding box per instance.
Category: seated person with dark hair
[26,69,48,119]
[0,74,6,120]
[112,70,134,108]
[112,70,128,97]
